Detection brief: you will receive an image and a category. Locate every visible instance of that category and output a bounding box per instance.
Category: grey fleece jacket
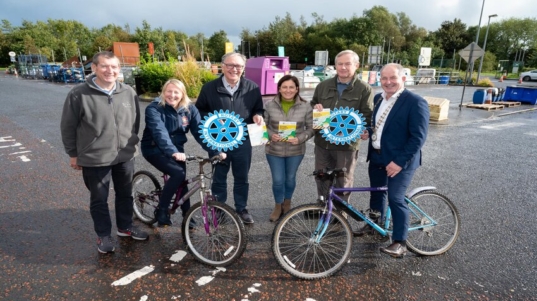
[264,95,314,157]
[60,75,140,167]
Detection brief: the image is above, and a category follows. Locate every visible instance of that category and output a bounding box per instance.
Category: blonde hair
[159,79,191,111]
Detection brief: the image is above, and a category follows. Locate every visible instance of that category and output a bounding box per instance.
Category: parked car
[520,70,537,81]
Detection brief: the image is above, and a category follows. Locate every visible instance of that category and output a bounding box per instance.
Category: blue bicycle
[271,168,461,279]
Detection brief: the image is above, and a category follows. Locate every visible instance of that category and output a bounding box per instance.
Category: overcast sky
[2,0,535,48]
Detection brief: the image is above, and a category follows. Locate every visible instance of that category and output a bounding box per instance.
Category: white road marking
[239,283,262,300]
[479,122,524,130]
[0,136,15,142]
[9,151,31,155]
[169,250,187,262]
[18,155,30,162]
[111,265,155,286]
[524,132,537,136]
[0,142,22,148]
[195,267,226,286]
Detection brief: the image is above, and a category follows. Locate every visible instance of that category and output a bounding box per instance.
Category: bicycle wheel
[182,201,247,267]
[132,171,160,224]
[406,191,460,256]
[271,204,353,280]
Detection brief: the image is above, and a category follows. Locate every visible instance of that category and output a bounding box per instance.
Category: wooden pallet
[461,103,504,111]
[494,101,521,107]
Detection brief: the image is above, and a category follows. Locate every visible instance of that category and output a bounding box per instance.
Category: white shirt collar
[381,87,405,102]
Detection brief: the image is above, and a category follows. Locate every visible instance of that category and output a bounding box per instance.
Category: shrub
[137,59,175,95]
[135,42,218,98]
[476,77,494,87]
[173,42,218,98]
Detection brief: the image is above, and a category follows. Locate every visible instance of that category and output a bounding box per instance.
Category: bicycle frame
[314,185,440,241]
[154,157,211,213]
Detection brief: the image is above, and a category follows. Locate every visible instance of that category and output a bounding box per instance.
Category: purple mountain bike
[271,168,460,279]
[132,155,247,267]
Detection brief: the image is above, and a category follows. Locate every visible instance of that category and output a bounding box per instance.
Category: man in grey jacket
[60,51,148,254]
[311,50,374,201]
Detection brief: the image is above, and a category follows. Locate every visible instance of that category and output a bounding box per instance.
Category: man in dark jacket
[195,52,264,224]
[60,51,148,254]
[311,50,374,201]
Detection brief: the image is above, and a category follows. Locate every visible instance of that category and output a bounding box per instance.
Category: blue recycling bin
[438,76,450,84]
[473,89,486,104]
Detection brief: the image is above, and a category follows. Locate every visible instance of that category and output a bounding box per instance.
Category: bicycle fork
[312,196,333,243]
[201,195,219,234]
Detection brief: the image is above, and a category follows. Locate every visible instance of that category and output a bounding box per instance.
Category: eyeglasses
[223,63,244,70]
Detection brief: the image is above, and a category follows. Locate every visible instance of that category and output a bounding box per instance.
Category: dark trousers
[144,154,190,214]
[212,142,252,212]
[82,159,135,237]
[368,152,416,241]
[314,145,359,201]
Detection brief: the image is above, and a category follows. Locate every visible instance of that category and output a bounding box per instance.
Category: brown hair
[277,74,305,102]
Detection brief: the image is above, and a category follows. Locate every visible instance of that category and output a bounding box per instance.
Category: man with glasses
[195,52,264,224]
[60,51,148,254]
[311,50,374,202]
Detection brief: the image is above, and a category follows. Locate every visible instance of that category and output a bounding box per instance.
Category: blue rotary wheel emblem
[321,107,366,145]
[199,110,247,152]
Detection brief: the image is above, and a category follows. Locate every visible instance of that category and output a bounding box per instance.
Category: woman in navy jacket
[141,79,223,227]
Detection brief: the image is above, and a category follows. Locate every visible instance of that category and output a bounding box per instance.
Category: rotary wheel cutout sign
[321,107,366,145]
[199,110,247,152]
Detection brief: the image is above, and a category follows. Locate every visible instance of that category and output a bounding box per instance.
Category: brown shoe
[269,203,283,222]
[380,242,407,258]
[282,199,291,215]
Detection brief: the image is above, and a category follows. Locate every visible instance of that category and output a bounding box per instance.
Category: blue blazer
[366,89,429,170]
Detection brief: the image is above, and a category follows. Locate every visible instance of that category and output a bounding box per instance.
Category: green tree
[433,19,471,57]
[132,20,165,59]
[207,30,228,62]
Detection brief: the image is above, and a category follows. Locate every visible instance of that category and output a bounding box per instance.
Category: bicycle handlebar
[185,154,226,165]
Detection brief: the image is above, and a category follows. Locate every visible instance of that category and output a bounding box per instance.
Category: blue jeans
[82,159,135,237]
[212,142,252,212]
[266,154,304,204]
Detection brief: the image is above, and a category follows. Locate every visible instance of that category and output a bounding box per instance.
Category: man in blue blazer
[356,63,430,258]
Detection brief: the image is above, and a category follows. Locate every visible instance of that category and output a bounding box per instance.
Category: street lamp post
[470,0,486,79]
[476,14,498,81]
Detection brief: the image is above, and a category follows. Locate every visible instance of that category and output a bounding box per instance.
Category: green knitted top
[280,99,295,115]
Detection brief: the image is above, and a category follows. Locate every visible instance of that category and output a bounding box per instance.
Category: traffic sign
[8,51,16,57]
[458,42,484,63]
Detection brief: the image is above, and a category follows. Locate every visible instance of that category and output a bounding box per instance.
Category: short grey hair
[221,52,247,64]
[335,50,359,65]
[380,63,405,76]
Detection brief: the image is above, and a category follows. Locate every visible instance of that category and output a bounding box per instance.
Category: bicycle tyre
[406,191,460,256]
[132,171,160,225]
[182,201,247,267]
[271,204,353,280]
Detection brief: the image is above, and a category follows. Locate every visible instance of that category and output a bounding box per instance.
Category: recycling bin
[245,56,290,95]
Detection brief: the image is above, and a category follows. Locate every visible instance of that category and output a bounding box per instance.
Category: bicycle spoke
[272,204,352,279]
[406,191,460,255]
